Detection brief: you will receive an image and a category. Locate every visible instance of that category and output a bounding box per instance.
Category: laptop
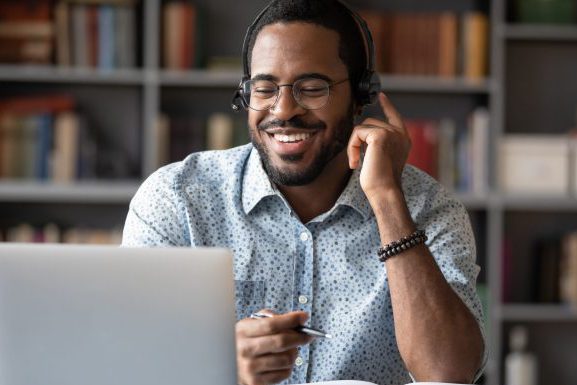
[0,243,237,385]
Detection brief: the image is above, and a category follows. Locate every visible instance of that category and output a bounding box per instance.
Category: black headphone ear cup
[367,71,381,105]
[356,70,380,106]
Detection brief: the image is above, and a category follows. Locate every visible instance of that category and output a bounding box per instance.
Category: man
[123,1,486,384]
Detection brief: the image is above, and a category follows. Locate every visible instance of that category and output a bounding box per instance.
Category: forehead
[250,22,347,78]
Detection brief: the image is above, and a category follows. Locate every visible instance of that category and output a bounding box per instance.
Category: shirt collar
[241,148,372,220]
[332,166,373,220]
[242,148,277,214]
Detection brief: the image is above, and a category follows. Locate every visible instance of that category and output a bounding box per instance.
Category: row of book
[502,230,577,306]
[405,107,490,194]
[359,10,488,79]
[156,112,250,166]
[0,0,137,68]
[1,223,122,245]
[0,95,134,181]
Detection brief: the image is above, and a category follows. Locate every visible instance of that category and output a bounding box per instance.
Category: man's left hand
[347,92,411,200]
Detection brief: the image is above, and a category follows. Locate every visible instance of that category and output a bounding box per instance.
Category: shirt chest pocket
[234,280,266,321]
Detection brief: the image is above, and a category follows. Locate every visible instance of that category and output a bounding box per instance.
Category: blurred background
[0,0,576,384]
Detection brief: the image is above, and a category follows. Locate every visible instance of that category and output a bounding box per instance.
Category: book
[438,12,458,77]
[55,1,72,66]
[437,118,457,190]
[405,119,439,178]
[98,5,115,70]
[462,12,489,80]
[163,1,186,70]
[155,113,170,168]
[560,231,577,307]
[468,107,490,195]
[533,238,561,303]
[52,111,80,182]
[206,113,234,150]
[115,5,135,68]
[72,3,88,67]
[87,5,99,67]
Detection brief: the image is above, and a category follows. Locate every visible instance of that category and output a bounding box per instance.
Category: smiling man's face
[248,22,355,186]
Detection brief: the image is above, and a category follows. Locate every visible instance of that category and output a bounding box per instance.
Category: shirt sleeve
[122,164,189,247]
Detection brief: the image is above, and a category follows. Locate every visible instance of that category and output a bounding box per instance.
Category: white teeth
[273,133,313,143]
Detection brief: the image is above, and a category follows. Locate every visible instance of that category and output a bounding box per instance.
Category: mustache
[257,117,326,131]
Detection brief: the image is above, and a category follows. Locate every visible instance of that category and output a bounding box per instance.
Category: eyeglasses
[239,77,349,111]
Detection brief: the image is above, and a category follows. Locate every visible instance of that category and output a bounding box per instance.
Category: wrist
[368,187,417,245]
[365,185,405,209]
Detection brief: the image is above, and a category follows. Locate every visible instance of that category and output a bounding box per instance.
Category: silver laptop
[0,243,237,385]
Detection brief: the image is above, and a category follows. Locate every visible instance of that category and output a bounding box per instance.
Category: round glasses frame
[240,77,349,111]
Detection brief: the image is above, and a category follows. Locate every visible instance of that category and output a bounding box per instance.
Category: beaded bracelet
[377,229,427,263]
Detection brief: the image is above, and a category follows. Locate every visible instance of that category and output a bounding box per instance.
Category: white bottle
[505,325,538,385]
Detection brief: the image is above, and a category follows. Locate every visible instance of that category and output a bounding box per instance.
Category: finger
[240,311,310,338]
[238,330,312,357]
[245,350,297,373]
[347,129,364,169]
[378,92,404,130]
[257,368,293,385]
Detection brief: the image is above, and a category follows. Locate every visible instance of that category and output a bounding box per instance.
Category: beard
[250,105,354,186]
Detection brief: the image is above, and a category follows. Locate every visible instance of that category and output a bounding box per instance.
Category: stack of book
[405,107,490,194]
[359,10,489,79]
[0,0,138,68]
[0,95,103,182]
[162,0,204,70]
[55,0,137,69]
[0,1,54,64]
[1,222,122,245]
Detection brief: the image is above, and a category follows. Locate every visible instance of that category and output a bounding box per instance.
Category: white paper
[293,382,470,385]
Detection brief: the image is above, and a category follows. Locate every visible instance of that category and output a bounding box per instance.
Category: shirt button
[295,356,304,366]
[300,232,309,242]
[298,295,308,304]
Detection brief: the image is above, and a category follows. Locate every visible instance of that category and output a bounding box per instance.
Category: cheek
[247,110,263,132]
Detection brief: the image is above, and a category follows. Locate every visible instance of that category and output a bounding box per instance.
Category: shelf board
[0,181,139,203]
[495,194,577,211]
[0,65,145,85]
[500,304,577,321]
[504,24,577,41]
[158,70,494,93]
[159,69,241,87]
[379,75,493,93]
[454,193,491,209]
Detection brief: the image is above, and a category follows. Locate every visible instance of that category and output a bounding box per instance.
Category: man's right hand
[235,310,313,385]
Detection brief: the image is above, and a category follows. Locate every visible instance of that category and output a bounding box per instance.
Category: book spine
[98,5,114,70]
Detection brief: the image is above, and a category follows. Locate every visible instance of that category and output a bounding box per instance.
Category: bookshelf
[1,0,577,384]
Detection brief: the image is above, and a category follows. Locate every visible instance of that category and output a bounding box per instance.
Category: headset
[231,0,381,112]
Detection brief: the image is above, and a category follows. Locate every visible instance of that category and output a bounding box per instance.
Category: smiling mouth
[269,132,317,143]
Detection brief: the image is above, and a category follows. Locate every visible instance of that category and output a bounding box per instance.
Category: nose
[269,85,306,120]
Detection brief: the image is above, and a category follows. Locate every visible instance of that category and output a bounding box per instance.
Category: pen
[250,312,333,339]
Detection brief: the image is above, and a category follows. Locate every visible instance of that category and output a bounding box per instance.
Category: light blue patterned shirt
[122,144,486,385]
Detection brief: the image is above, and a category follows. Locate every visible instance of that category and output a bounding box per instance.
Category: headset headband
[240,0,375,79]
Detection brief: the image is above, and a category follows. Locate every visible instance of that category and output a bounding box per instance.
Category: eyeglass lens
[242,78,331,111]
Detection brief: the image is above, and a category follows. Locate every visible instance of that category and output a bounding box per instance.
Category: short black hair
[246,0,366,100]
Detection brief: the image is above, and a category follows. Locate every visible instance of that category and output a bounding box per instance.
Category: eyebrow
[250,72,334,83]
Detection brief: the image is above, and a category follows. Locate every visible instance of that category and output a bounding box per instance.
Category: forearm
[370,188,483,383]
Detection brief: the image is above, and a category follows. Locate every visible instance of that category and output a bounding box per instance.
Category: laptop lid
[0,243,237,385]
